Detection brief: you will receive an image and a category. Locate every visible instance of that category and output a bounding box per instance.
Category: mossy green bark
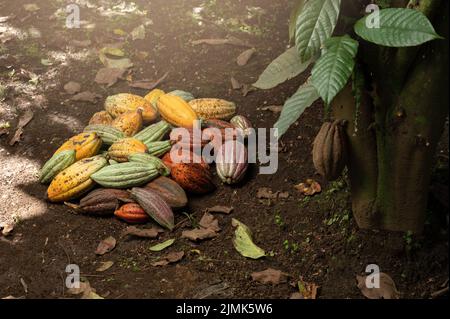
[334,0,448,233]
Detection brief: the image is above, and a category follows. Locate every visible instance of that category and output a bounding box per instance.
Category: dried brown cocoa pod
[312,120,347,181]
[78,188,134,216]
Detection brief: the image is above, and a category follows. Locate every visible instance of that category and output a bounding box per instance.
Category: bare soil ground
[0,0,448,299]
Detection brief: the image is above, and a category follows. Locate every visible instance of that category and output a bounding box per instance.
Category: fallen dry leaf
[237,48,256,66]
[81,290,104,299]
[63,81,81,95]
[261,105,283,113]
[207,206,234,215]
[96,261,114,272]
[66,281,92,295]
[192,36,251,47]
[296,279,319,299]
[356,273,400,299]
[251,268,289,285]
[95,68,126,87]
[182,228,218,241]
[67,280,103,299]
[151,251,184,267]
[9,110,33,146]
[294,179,322,196]
[71,91,101,103]
[121,226,163,239]
[1,223,14,237]
[256,187,277,200]
[199,213,220,231]
[182,212,220,241]
[129,72,168,90]
[256,187,289,201]
[231,77,242,90]
[95,236,116,255]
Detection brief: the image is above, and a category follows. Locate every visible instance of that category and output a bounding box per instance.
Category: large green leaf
[295,0,341,62]
[232,219,265,259]
[253,47,312,90]
[311,35,358,106]
[289,0,308,43]
[354,8,442,47]
[274,81,320,139]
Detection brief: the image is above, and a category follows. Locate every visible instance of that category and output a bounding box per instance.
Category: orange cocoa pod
[114,203,150,224]
[162,149,209,170]
[170,162,215,194]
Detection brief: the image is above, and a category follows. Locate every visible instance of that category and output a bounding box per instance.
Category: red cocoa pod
[215,140,248,185]
[144,176,188,209]
[130,188,174,230]
[162,148,209,170]
[78,188,134,216]
[170,162,215,194]
[114,203,150,224]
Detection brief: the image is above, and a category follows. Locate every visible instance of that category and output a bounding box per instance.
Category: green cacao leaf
[311,35,359,105]
[149,238,175,252]
[232,218,265,259]
[354,8,442,47]
[289,0,308,43]
[274,81,320,139]
[253,47,313,90]
[295,0,341,62]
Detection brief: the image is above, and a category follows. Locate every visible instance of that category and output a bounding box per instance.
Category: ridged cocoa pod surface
[130,188,175,230]
[216,140,248,185]
[312,120,347,181]
[170,162,215,195]
[230,115,253,139]
[114,203,150,224]
[144,176,188,209]
[78,188,133,216]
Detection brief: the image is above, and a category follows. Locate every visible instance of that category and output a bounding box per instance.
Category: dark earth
[0,0,448,299]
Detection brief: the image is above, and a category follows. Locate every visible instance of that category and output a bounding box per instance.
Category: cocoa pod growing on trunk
[312,120,347,181]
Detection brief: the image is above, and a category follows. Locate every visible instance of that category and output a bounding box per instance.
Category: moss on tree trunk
[333,0,448,233]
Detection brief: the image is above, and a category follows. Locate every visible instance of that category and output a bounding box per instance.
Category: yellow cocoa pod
[88,111,113,125]
[47,155,108,202]
[54,132,102,161]
[105,93,158,124]
[111,109,143,137]
[108,138,148,162]
[144,89,165,107]
[157,94,198,128]
[189,98,236,120]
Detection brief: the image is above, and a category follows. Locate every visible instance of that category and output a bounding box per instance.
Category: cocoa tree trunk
[333,0,448,233]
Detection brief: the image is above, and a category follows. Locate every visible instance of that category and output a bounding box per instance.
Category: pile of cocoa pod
[39,89,253,230]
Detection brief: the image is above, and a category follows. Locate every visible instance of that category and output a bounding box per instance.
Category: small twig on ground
[431,286,449,299]
[80,273,116,278]
[57,242,71,265]
[173,211,199,231]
